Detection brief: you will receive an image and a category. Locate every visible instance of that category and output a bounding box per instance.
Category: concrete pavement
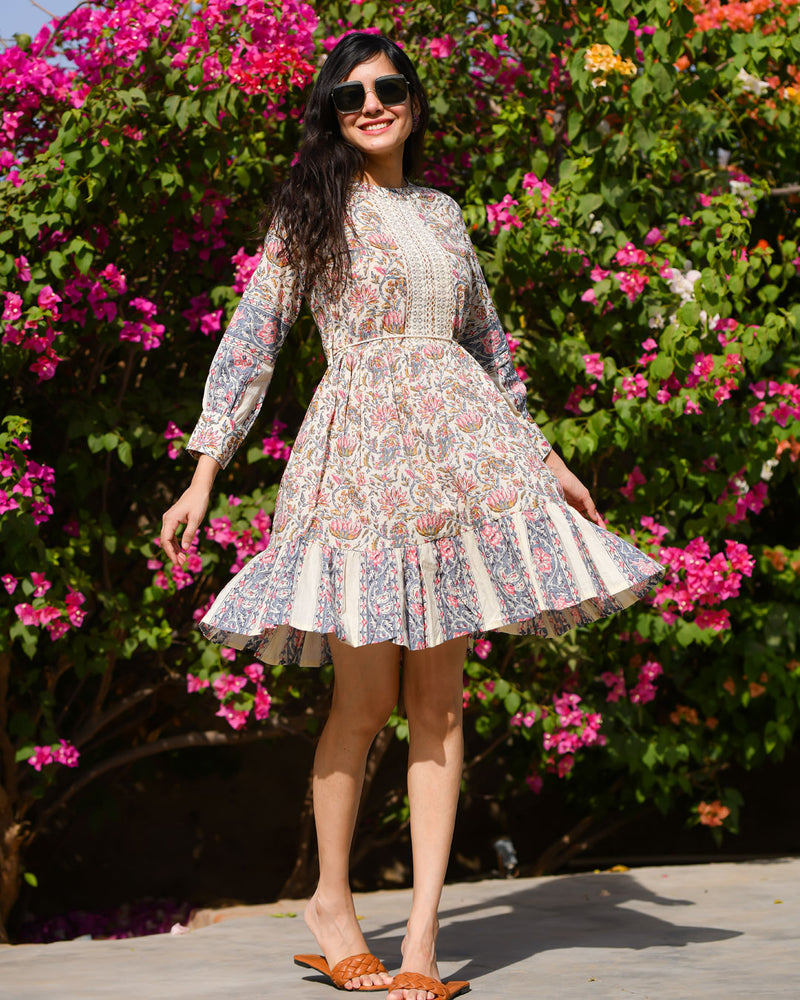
[1,858,798,999]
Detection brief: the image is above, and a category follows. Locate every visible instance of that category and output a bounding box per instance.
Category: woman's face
[335,53,414,168]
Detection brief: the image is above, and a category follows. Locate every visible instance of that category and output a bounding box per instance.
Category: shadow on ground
[361,872,742,982]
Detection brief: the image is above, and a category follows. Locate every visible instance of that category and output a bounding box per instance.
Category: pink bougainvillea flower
[582,353,604,379]
[619,465,647,501]
[428,34,456,59]
[37,286,62,311]
[28,746,54,771]
[186,673,210,693]
[525,771,543,793]
[52,739,80,767]
[254,684,272,720]
[486,195,523,235]
[14,603,39,626]
[0,491,20,515]
[14,255,31,281]
[212,672,248,699]
[215,704,249,730]
[2,574,17,594]
[600,670,626,702]
[30,572,52,597]
[614,243,647,267]
[244,663,264,683]
[620,373,649,400]
[473,638,492,660]
[65,589,86,626]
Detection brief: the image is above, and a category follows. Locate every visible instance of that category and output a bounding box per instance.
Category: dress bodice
[187,183,549,470]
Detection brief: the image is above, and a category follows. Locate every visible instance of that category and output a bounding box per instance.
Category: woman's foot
[387,921,440,1000]
[304,891,393,990]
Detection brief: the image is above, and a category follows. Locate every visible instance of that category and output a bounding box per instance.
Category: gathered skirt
[198,338,664,666]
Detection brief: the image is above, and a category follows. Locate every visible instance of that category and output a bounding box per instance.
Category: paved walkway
[1,858,798,999]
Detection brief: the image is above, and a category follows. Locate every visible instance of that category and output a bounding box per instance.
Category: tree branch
[35,724,285,830]
[70,684,165,747]
[769,184,800,196]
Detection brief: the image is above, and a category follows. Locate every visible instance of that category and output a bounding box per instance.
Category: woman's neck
[361,157,405,189]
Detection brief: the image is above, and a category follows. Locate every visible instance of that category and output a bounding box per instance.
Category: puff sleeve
[186,231,305,469]
[456,222,552,463]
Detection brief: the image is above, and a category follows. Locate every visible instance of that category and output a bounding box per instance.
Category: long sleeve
[187,231,305,469]
[456,225,551,463]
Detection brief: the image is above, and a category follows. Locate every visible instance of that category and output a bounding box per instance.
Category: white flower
[717,148,731,167]
[699,311,720,329]
[736,67,770,97]
[760,458,779,481]
[648,312,665,329]
[729,179,751,198]
[665,267,702,302]
[590,219,604,235]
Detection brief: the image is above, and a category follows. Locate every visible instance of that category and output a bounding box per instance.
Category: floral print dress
[187,182,663,666]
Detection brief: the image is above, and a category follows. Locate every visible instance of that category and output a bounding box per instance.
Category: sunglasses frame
[331,74,411,115]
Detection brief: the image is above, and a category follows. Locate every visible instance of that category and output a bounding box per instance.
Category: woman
[161,32,663,1000]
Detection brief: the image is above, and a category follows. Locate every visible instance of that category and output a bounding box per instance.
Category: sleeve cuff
[186,412,243,470]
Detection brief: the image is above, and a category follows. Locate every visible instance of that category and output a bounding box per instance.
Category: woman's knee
[328,637,401,736]
[330,686,397,738]
[402,637,466,733]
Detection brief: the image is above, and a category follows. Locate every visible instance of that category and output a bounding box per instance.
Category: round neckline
[354,179,415,194]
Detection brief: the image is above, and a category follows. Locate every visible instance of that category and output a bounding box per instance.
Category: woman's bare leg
[304,635,400,990]
[388,636,468,1000]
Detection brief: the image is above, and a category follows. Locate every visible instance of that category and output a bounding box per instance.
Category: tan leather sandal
[388,972,470,999]
[294,952,391,991]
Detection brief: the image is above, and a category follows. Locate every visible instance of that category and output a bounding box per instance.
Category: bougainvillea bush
[1,0,799,938]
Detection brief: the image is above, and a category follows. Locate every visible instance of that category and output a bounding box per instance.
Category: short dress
[186,181,663,667]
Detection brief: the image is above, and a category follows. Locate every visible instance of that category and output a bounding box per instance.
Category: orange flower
[670,704,700,725]
[698,800,730,828]
[765,547,788,570]
[705,716,719,730]
[722,676,736,696]
[675,54,690,72]
[776,436,800,462]
[748,681,766,698]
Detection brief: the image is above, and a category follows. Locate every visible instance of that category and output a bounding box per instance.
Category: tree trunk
[0,815,25,944]
[531,808,650,875]
[279,767,318,900]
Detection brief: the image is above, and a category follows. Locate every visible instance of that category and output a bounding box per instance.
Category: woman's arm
[161,454,220,565]
[186,229,306,470]
[544,448,605,527]
[160,229,305,563]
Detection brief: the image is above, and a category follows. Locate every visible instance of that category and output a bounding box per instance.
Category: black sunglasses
[331,74,410,114]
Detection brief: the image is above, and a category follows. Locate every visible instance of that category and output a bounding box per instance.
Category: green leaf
[164,94,180,121]
[117,440,133,468]
[604,19,629,50]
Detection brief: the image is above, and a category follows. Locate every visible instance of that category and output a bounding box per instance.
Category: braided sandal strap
[330,953,388,988]
[390,973,449,999]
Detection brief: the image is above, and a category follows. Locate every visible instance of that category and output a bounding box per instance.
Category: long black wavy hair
[264,33,430,293]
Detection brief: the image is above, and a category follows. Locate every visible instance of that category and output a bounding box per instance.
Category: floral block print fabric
[187,182,664,666]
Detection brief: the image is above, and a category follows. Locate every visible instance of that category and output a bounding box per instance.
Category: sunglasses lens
[333,82,365,113]
[375,76,408,105]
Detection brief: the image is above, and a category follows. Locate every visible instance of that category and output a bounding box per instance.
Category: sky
[0,0,78,45]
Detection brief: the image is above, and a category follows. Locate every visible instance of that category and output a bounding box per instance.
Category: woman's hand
[161,454,220,565]
[544,449,605,528]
